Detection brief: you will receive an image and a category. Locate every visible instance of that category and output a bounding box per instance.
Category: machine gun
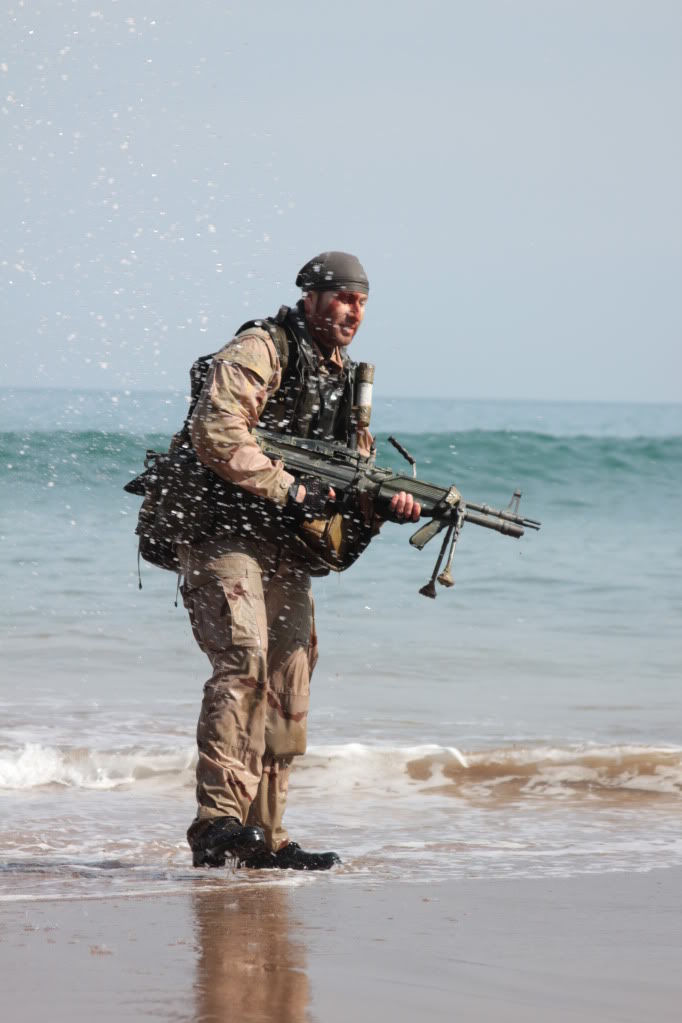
[254,429,541,598]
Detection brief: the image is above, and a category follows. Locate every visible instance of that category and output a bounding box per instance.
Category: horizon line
[0,386,680,407]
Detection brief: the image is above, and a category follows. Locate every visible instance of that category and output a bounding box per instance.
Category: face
[303,289,368,350]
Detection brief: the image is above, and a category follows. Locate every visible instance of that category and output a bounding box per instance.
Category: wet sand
[1,868,680,1022]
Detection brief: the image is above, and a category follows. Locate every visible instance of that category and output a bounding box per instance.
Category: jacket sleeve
[189,329,295,505]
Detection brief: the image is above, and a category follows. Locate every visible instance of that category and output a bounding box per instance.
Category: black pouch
[124,448,216,572]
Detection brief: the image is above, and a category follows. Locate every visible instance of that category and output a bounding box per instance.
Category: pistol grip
[409,518,446,551]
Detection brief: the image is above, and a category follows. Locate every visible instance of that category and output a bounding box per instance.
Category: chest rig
[185,303,356,447]
[258,303,356,444]
[124,306,369,578]
[179,304,360,571]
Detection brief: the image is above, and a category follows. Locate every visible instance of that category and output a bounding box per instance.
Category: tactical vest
[124,305,372,577]
[258,304,356,444]
[185,303,356,446]
[182,304,360,570]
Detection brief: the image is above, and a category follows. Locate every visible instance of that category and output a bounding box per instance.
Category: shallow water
[2,390,681,899]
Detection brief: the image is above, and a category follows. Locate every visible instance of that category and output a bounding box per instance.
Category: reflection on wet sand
[192,884,311,1023]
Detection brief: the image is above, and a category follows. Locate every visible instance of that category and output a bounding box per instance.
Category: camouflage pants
[178,537,318,852]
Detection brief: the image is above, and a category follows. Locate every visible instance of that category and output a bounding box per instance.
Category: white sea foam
[0,743,194,790]
[1,741,682,900]
[299,742,682,800]
[1,740,680,800]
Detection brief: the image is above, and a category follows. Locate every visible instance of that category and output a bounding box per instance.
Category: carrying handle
[387,436,417,478]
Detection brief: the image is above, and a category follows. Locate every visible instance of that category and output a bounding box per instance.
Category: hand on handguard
[389,491,421,523]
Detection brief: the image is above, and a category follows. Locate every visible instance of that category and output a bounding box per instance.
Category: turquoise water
[1,389,681,896]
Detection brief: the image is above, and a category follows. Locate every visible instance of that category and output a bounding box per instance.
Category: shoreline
[2,866,680,1022]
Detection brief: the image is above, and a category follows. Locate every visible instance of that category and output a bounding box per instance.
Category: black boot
[240,841,341,872]
[191,816,266,868]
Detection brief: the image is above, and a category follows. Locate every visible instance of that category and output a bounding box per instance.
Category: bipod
[436,507,465,588]
[419,524,454,599]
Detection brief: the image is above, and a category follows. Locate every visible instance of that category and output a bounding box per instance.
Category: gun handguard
[254,428,541,593]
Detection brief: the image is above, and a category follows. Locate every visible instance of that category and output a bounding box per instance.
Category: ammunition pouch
[294,504,374,574]
[124,447,216,573]
[124,448,374,576]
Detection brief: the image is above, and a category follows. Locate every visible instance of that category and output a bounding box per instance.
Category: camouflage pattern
[181,324,368,855]
[189,327,296,504]
[179,535,317,853]
[189,321,360,499]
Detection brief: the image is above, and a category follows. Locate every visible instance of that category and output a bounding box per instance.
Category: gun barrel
[466,501,541,531]
[463,509,525,538]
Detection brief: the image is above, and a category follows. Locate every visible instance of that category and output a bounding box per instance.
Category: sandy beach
[1,866,680,1023]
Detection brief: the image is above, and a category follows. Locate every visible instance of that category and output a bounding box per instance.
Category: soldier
[179,252,421,870]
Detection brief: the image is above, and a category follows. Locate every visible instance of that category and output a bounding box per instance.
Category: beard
[306,295,357,351]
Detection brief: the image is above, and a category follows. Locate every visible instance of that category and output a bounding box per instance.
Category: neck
[313,336,343,368]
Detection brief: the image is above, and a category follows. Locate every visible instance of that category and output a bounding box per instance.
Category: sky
[2,0,681,401]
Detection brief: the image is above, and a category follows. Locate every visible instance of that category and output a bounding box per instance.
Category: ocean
[1,387,681,901]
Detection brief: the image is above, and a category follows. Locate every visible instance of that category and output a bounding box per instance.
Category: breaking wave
[0,743,195,791]
[2,741,680,802]
[2,428,681,490]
